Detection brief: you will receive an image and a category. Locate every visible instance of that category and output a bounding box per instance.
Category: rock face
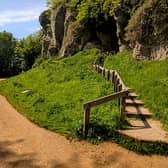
[126,0,168,60]
[39,0,168,60]
[39,3,119,57]
[49,4,66,56]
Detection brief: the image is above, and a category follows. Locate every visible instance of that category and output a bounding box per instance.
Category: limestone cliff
[39,1,119,57]
[39,0,168,60]
[126,0,168,60]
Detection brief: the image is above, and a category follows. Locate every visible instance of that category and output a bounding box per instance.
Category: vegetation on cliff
[41,0,168,59]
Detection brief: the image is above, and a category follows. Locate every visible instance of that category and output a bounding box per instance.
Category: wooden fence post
[98,66,100,73]
[115,78,120,92]
[93,64,96,71]
[102,68,105,77]
[118,84,122,110]
[83,105,90,138]
[107,70,110,81]
[113,73,117,91]
[96,65,98,72]
[120,97,126,122]
[112,71,115,83]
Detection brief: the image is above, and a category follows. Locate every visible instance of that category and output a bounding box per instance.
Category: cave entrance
[87,16,119,53]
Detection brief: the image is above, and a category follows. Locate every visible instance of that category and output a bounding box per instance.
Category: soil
[0,79,168,167]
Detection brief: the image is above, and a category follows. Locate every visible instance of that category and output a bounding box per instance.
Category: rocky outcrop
[39,3,119,57]
[39,0,168,60]
[126,0,168,60]
[48,4,66,56]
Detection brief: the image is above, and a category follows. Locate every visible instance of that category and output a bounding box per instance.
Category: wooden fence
[83,64,129,137]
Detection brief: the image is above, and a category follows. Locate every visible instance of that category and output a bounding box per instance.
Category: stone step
[128,92,139,99]
[119,119,168,142]
[125,99,144,106]
[125,106,152,118]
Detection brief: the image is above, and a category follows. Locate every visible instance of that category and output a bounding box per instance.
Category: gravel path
[0,82,168,167]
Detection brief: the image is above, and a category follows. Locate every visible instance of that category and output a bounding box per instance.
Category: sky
[0,0,47,39]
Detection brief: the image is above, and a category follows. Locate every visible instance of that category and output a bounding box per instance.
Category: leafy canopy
[47,0,119,22]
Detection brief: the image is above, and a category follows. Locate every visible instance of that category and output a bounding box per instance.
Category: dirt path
[0,92,168,167]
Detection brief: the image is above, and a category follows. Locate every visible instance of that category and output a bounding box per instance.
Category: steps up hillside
[94,64,168,143]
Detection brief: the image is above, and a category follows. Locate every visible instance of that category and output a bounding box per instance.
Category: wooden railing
[83,64,129,137]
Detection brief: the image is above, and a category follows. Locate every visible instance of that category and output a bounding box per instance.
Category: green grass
[104,50,168,129]
[0,48,119,137]
[1,49,168,155]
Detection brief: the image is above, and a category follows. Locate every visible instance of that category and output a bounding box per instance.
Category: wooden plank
[115,71,126,90]
[112,70,115,83]
[118,84,122,109]
[110,70,113,84]
[115,78,120,92]
[83,107,90,137]
[125,99,144,106]
[93,64,96,71]
[98,66,101,73]
[125,106,152,118]
[84,90,129,108]
[114,73,118,91]
[120,97,126,122]
[107,70,110,81]
[128,92,139,98]
[102,68,105,77]
[99,66,104,70]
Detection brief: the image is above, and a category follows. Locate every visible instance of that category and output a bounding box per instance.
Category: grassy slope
[0,49,120,137]
[1,49,168,154]
[105,50,168,129]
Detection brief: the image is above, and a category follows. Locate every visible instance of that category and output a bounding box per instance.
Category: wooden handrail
[83,90,129,137]
[83,64,130,137]
[84,90,129,108]
[93,64,127,90]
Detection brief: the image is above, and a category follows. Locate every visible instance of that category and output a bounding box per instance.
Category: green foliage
[0,31,16,77]
[1,49,168,155]
[105,50,168,130]
[0,31,41,77]
[20,32,42,70]
[75,0,119,22]
[47,0,119,22]
[47,0,65,8]
[13,32,42,73]
[0,48,118,137]
[90,124,168,155]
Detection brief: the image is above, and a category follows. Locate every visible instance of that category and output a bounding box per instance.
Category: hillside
[0,49,118,137]
[1,49,168,154]
[0,0,168,156]
[40,0,168,60]
[104,50,168,129]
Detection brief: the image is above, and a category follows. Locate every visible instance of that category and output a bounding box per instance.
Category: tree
[0,31,16,77]
[12,31,42,74]
[0,31,42,77]
[24,33,42,69]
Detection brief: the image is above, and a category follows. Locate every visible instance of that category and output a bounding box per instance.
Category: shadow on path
[80,121,168,156]
[0,139,41,168]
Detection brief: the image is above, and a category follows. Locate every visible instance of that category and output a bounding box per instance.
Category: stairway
[93,64,168,142]
[125,91,152,119]
[120,91,168,142]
